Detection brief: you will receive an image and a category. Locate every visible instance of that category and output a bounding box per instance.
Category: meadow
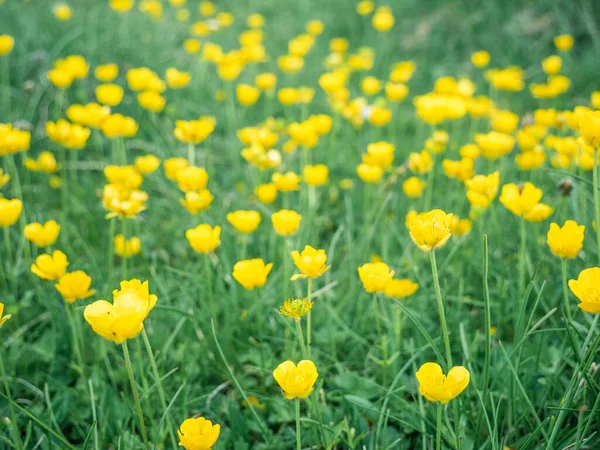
[1,0,600,449]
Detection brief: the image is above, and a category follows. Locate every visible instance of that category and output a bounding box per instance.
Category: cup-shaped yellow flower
[255,183,277,204]
[177,417,220,450]
[408,209,453,252]
[84,293,147,344]
[403,176,426,198]
[226,210,261,234]
[523,203,554,222]
[499,182,543,217]
[96,84,124,106]
[416,362,470,404]
[55,271,96,303]
[0,35,15,56]
[569,267,600,313]
[547,221,585,259]
[113,279,158,318]
[94,63,119,82]
[358,262,395,293]
[303,164,329,187]
[0,302,12,328]
[0,198,22,227]
[465,171,499,208]
[186,225,221,254]
[114,234,142,258]
[272,210,302,236]
[384,278,418,299]
[24,220,60,247]
[232,258,273,290]
[291,245,330,280]
[272,171,301,192]
[180,190,214,215]
[176,166,209,192]
[31,250,69,280]
[273,360,318,399]
[236,84,260,106]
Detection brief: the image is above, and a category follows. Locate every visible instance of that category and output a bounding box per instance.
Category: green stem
[306,278,312,358]
[2,56,10,119]
[0,349,23,450]
[295,319,308,359]
[429,251,452,369]
[121,219,128,280]
[518,216,526,297]
[594,148,600,266]
[561,258,572,323]
[295,398,302,450]
[204,255,216,321]
[482,235,491,393]
[122,340,149,450]
[59,147,69,228]
[3,226,11,262]
[188,142,195,166]
[436,403,442,450]
[65,303,85,379]
[107,218,116,288]
[141,329,178,450]
[88,379,100,450]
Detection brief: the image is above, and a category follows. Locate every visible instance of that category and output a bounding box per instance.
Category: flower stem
[429,250,452,369]
[0,349,23,450]
[65,303,85,378]
[561,258,573,323]
[107,218,116,288]
[141,329,178,450]
[121,219,128,280]
[122,340,149,450]
[295,398,302,450]
[306,278,312,358]
[518,216,526,297]
[594,148,600,266]
[187,142,195,166]
[436,403,442,450]
[295,319,308,359]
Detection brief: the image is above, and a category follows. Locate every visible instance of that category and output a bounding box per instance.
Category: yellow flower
[0,35,15,56]
[101,114,138,139]
[280,298,313,320]
[384,278,418,298]
[484,66,524,91]
[165,67,191,88]
[356,0,374,15]
[96,84,124,106]
[475,132,515,159]
[272,210,302,236]
[306,20,324,36]
[55,271,95,303]
[278,54,304,74]
[569,267,600,313]
[554,34,574,51]
[176,166,209,192]
[177,417,220,450]
[110,0,134,12]
[291,246,330,280]
[255,72,277,91]
[442,158,474,182]
[402,177,426,198]
[53,4,73,21]
[416,362,470,404]
[523,203,554,222]
[94,64,119,82]
[471,50,490,68]
[303,164,329,187]
[180,190,214,214]
[164,157,189,180]
[0,198,22,227]
[450,216,472,237]
[357,163,383,183]
[186,224,221,253]
[460,144,480,159]
[138,91,166,112]
[578,110,600,147]
[226,210,261,234]
[183,39,201,54]
[547,220,585,259]
[0,168,9,188]
[46,120,91,149]
[465,171,499,208]
[233,258,273,290]
[66,103,111,129]
[31,250,69,280]
[372,6,394,31]
[112,279,158,316]
[174,117,216,144]
[114,234,142,258]
[247,13,264,28]
[236,84,260,106]
[255,183,277,204]
[134,154,160,175]
[272,171,301,192]
[408,209,453,251]
[0,302,11,328]
[273,360,318,399]
[491,110,519,134]
[277,87,298,105]
[364,141,394,169]
[24,220,60,247]
[542,55,562,75]
[499,182,543,217]
[408,150,433,174]
[385,82,408,102]
[84,293,146,344]
[358,262,394,293]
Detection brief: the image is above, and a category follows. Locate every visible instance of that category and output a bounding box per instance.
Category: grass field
[1,0,600,449]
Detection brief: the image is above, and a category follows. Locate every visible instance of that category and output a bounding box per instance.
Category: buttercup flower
[96,84,124,106]
[465,171,499,208]
[291,245,330,280]
[303,164,329,187]
[272,210,302,236]
[0,302,11,328]
[0,35,15,56]
[0,198,22,227]
[94,64,119,82]
[176,166,209,192]
[84,293,147,343]
[31,250,69,280]
[471,50,490,68]
[384,279,418,298]
[55,271,96,303]
[272,171,301,192]
[134,155,161,175]
[255,183,277,204]
[112,279,157,317]
[180,190,214,214]
[24,220,60,247]
[226,210,261,234]
[280,298,313,320]
[358,262,395,293]
[273,360,318,399]
[569,267,600,313]
[177,417,220,450]
[499,182,543,217]
[408,209,453,251]
[164,157,189,180]
[233,258,273,289]
[416,362,470,404]
[547,220,585,259]
[114,234,142,258]
[357,163,383,183]
[554,34,574,51]
[403,177,426,198]
[186,224,221,253]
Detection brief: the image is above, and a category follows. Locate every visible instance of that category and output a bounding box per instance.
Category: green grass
[1,0,600,449]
